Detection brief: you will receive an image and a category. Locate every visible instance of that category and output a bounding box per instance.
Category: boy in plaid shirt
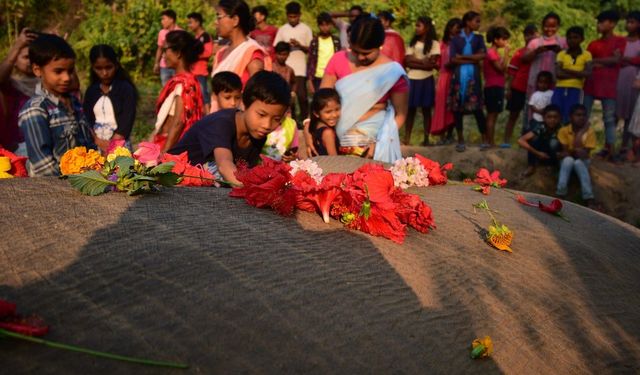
[19,34,95,176]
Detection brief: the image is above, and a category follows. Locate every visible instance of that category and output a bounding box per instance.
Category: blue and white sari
[335,62,407,163]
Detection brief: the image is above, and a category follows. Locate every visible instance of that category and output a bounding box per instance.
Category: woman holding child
[306,16,409,163]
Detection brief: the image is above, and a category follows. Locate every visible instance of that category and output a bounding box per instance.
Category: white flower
[289,159,324,183]
[390,157,429,189]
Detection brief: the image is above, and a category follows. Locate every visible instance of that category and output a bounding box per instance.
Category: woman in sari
[152,30,204,152]
[211,0,270,106]
[305,16,409,163]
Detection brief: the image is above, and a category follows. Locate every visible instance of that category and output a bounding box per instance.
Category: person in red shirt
[250,6,278,59]
[188,12,214,114]
[504,24,538,146]
[583,10,626,160]
[378,11,406,67]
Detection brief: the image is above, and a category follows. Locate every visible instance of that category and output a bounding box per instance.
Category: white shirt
[93,94,117,140]
[529,90,554,122]
[406,40,441,80]
[154,84,183,131]
[273,22,313,77]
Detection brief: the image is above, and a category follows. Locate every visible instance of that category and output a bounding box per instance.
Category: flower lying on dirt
[472,168,507,195]
[487,224,513,253]
[0,148,27,177]
[60,147,104,175]
[515,194,569,222]
[389,157,430,189]
[471,336,493,359]
[289,159,323,183]
[414,154,453,185]
[106,146,132,163]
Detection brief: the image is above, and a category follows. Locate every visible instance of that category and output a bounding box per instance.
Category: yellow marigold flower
[471,336,493,359]
[106,146,132,162]
[60,147,105,175]
[0,157,14,179]
[487,224,513,253]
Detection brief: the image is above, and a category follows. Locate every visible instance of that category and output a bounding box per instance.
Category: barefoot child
[310,88,341,155]
[210,71,242,112]
[19,34,96,176]
[404,16,439,146]
[518,104,561,176]
[168,71,291,186]
[552,27,592,124]
[556,104,596,204]
[484,26,511,148]
[528,71,554,133]
[504,24,538,146]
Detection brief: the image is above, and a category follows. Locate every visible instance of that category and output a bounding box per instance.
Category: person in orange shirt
[188,12,214,114]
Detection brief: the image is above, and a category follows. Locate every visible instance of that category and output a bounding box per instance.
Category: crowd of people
[1,1,640,205]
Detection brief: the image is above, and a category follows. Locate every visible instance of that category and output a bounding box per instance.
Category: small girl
[153,30,204,151]
[449,11,488,152]
[484,26,511,148]
[84,44,138,152]
[404,16,440,146]
[431,17,462,144]
[310,88,341,156]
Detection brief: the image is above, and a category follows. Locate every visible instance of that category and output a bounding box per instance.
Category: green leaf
[67,170,115,196]
[148,162,175,175]
[155,172,182,187]
[130,175,156,182]
[114,156,135,178]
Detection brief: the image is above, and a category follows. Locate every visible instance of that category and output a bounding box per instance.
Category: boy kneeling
[556,104,596,206]
[168,71,290,186]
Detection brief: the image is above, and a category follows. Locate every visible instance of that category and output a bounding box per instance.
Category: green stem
[0,328,188,369]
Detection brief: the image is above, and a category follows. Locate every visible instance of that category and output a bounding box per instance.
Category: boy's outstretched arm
[214,147,241,186]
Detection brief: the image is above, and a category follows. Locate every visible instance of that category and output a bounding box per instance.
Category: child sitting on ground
[527,71,554,134]
[556,104,596,206]
[310,88,341,155]
[18,34,96,176]
[168,71,291,186]
[518,104,562,176]
[210,71,242,112]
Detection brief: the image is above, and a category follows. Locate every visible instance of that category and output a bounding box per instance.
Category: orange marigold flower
[471,336,493,359]
[60,147,105,175]
[487,224,513,253]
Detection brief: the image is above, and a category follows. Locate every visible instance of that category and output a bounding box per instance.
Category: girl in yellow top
[556,104,596,205]
[552,27,592,124]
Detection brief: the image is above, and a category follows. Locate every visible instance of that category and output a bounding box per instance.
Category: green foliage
[67,170,115,196]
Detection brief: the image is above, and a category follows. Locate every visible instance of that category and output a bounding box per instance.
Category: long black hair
[349,16,385,49]
[166,30,204,68]
[462,11,480,30]
[410,16,437,55]
[218,0,255,35]
[442,17,462,43]
[486,26,510,44]
[89,44,137,97]
[309,88,341,133]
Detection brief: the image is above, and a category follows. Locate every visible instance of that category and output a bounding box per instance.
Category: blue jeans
[160,68,176,86]
[196,75,211,105]
[556,156,594,200]
[583,95,616,145]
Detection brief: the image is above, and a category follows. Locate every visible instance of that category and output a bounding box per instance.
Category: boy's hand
[289,38,300,47]
[537,151,551,160]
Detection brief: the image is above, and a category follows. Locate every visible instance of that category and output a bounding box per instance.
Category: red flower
[346,163,396,209]
[230,156,297,216]
[473,185,492,195]
[0,148,28,177]
[0,299,49,337]
[355,205,407,243]
[391,190,435,233]
[414,154,453,185]
[539,199,563,214]
[474,168,507,188]
[161,152,216,187]
[294,172,347,223]
[0,299,16,318]
[515,194,538,207]
[106,139,126,155]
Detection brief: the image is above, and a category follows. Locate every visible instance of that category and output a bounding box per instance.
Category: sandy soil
[1,156,639,374]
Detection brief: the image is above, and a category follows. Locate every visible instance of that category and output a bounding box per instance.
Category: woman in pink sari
[431,18,462,142]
